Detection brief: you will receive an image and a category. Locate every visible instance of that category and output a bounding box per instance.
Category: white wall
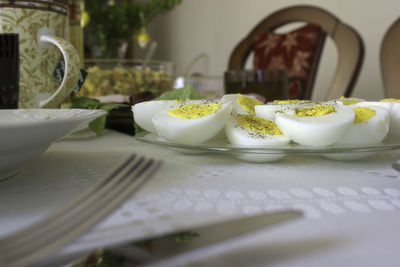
[144,0,400,100]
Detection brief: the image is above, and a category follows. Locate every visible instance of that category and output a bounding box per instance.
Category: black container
[0,33,19,108]
[105,105,135,136]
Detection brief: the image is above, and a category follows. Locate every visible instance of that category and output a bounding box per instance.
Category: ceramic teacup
[0,0,80,108]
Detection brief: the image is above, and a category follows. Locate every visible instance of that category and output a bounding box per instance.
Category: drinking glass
[224,69,302,102]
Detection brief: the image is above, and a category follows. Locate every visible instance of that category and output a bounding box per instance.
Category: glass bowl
[78,59,175,100]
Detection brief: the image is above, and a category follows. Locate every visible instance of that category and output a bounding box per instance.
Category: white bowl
[0,109,106,180]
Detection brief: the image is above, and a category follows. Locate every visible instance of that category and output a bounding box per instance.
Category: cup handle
[37,35,81,108]
[289,76,304,99]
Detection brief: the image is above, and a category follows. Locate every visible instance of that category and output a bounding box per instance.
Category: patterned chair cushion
[253,24,324,98]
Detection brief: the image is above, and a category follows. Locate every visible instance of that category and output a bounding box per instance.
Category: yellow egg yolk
[353,107,376,123]
[237,115,282,135]
[273,99,310,104]
[168,103,221,119]
[339,96,362,105]
[236,94,263,115]
[380,98,400,102]
[294,105,335,117]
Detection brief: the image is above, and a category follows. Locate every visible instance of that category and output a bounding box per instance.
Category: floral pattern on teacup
[0,6,80,108]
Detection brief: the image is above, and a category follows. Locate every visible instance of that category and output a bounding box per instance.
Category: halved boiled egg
[132,100,181,133]
[255,99,313,121]
[221,94,263,115]
[335,105,390,144]
[330,96,365,105]
[356,99,400,139]
[152,101,232,145]
[275,104,355,146]
[380,98,400,138]
[225,114,290,162]
[322,105,390,161]
[268,99,312,105]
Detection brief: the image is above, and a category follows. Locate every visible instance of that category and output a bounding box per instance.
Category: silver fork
[0,154,162,267]
[392,160,400,173]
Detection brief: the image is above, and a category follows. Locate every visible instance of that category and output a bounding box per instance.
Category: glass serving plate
[135,132,400,162]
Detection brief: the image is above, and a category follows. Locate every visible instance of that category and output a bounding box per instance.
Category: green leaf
[167,231,200,242]
[68,95,102,109]
[65,95,127,135]
[98,102,122,113]
[155,85,204,100]
[97,250,125,267]
[88,115,107,136]
[60,102,72,109]
[134,121,146,136]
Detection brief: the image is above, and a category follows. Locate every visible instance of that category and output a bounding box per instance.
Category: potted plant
[83,0,182,58]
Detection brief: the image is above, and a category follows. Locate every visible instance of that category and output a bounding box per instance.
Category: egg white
[152,101,232,145]
[370,100,400,139]
[337,105,390,144]
[320,105,390,160]
[132,99,219,133]
[388,102,400,138]
[328,97,365,105]
[275,104,355,146]
[354,101,391,110]
[225,115,290,162]
[355,100,400,139]
[221,94,263,115]
[132,100,181,133]
[255,101,313,121]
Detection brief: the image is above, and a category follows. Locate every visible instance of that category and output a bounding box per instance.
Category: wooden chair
[380,17,400,98]
[228,5,364,100]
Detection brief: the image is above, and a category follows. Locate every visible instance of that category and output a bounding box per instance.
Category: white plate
[0,109,106,180]
[135,132,400,162]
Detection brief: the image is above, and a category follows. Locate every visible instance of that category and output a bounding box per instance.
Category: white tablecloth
[1,130,400,266]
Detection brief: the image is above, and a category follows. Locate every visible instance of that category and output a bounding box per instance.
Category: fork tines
[0,154,162,267]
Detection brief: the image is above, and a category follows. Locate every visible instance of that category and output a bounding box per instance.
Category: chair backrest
[251,23,326,99]
[228,5,364,100]
[380,17,400,98]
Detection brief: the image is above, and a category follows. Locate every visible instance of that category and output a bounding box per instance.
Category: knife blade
[109,210,302,264]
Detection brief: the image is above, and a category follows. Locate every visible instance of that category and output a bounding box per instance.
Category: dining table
[1,128,400,266]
